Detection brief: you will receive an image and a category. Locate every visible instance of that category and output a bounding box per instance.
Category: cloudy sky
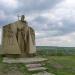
[0,0,75,47]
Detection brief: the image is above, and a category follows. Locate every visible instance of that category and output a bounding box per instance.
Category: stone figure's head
[21,15,25,22]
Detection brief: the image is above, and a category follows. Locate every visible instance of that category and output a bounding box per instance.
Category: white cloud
[35,30,61,38]
[52,0,75,20]
[42,12,56,20]
[0,11,7,20]
[0,0,18,9]
[0,0,75,46]
[36,32,75,47]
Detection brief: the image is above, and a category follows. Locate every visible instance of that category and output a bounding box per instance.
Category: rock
[32,71,55,75]
[2,15,36,57]
[26,63,43,68]
[28,67,47,71]
[5,71,24,75]
[3,57,47,64]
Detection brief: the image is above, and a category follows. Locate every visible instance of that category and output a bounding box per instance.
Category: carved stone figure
[2,15,36,57]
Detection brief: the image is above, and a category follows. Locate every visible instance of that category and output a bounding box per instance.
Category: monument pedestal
[2,57,55,75]
[3,57,48,64]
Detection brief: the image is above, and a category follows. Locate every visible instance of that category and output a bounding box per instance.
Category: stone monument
[2,15,36,57]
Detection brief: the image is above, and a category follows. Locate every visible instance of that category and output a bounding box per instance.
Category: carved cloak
[2,20,36,56]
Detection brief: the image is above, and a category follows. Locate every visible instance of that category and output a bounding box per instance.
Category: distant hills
[36,46,75,50]
[36,46,75,56]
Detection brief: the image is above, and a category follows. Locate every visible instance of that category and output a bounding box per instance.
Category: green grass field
[0,55,75,75]
[45,56,75,75]
[0,46,75,75]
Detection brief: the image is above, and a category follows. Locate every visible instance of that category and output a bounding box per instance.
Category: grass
[0,50,75,75]
[45,56,75,75]
[0,55,75,75]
